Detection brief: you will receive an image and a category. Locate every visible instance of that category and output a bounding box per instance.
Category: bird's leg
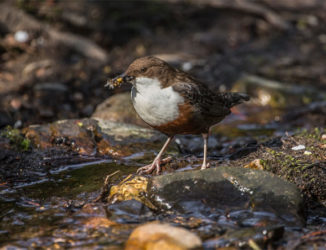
[201,133,210,170]
[137,136,174,175]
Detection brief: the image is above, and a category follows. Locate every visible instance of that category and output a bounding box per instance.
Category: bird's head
[105,56,174,89]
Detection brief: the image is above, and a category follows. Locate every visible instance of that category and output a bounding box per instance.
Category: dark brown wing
[172,75,231,118]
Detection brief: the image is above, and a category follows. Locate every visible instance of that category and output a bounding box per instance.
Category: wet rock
[96,118,158,140]
[125,222,202,250]
[23,118,98,155]
[81,203,107,216]
[92,92,148,128]
[108,199,153,217]
[148,166,304,226]
[107,175,157,210]
[174,135,219,155]
[84,217,117,229]
[205,225,284,249]
[174,134,257,160]
[107,200,154,224]
[23,118,165,158]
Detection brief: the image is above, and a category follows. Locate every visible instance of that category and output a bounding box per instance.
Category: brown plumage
[107,56,250,174]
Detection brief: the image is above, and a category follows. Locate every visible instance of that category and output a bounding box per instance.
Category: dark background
[0,0,325,129]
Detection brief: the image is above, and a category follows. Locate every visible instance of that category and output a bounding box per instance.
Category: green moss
[1,126,31,151]
[298,127,324,141]
[263,147,310,180]
[260,159,268,170]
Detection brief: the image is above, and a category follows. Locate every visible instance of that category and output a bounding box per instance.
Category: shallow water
[0,104,325,248]
[0,161,138,248]
[0,157,322,249]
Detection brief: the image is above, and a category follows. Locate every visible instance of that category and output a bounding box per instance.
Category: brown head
[106,56,176,88]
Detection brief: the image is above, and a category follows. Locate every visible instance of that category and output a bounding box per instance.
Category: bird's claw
[136,160,161,175]
[136,157,172,175]
[201,162,210,170]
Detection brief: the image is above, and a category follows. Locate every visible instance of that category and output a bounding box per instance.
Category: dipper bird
[106,56,249,174]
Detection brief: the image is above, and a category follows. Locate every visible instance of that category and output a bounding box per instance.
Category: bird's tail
[221,92,250,108]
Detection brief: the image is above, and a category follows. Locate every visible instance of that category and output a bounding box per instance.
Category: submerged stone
[204,225,284,249]
[107,199,154,223]
[148,166,304,227]
[84,217,117,229]
[106,166,304,229]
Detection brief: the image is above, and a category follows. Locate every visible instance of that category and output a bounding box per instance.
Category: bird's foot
[137,157,172,175]
[200,162,210,170]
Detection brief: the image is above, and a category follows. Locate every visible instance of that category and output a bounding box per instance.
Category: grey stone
[148,166,304,226]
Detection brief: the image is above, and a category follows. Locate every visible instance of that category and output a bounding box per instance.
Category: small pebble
[14,120,22,129]
[125,222,202,250]
[182,62,193,71]
[14,30,29,43]
[291,145,305,151]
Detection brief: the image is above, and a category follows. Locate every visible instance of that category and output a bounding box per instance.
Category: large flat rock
[148,166,304,227]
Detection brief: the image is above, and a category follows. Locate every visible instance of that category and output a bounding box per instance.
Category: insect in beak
[105,73,135,89]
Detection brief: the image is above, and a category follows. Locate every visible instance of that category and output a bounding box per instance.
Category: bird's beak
[105,73,127,89]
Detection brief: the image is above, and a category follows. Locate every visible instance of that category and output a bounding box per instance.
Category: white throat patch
[131,77,184,126]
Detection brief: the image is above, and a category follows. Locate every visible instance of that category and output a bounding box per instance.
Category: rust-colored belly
[151,102,208,135]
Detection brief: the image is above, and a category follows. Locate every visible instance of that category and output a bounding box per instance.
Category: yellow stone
[107,175,157,210]
[244,159,264,170]
[84,217,117,228]
[125,222,202,250]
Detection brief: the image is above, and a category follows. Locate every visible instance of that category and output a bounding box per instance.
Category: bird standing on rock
[106,56,250,175]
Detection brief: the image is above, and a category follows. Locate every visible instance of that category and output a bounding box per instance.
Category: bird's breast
[131,78,184,126]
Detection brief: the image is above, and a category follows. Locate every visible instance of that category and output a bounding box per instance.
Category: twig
[301,230,326,239]
[248,239,262,250]
[288,230,326,249]
[93,170,120,202]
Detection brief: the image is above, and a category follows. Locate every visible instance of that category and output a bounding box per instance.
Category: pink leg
[137,136,174,175]
[201,133,210,170]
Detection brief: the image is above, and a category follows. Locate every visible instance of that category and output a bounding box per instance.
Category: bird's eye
[141,67,146,73]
